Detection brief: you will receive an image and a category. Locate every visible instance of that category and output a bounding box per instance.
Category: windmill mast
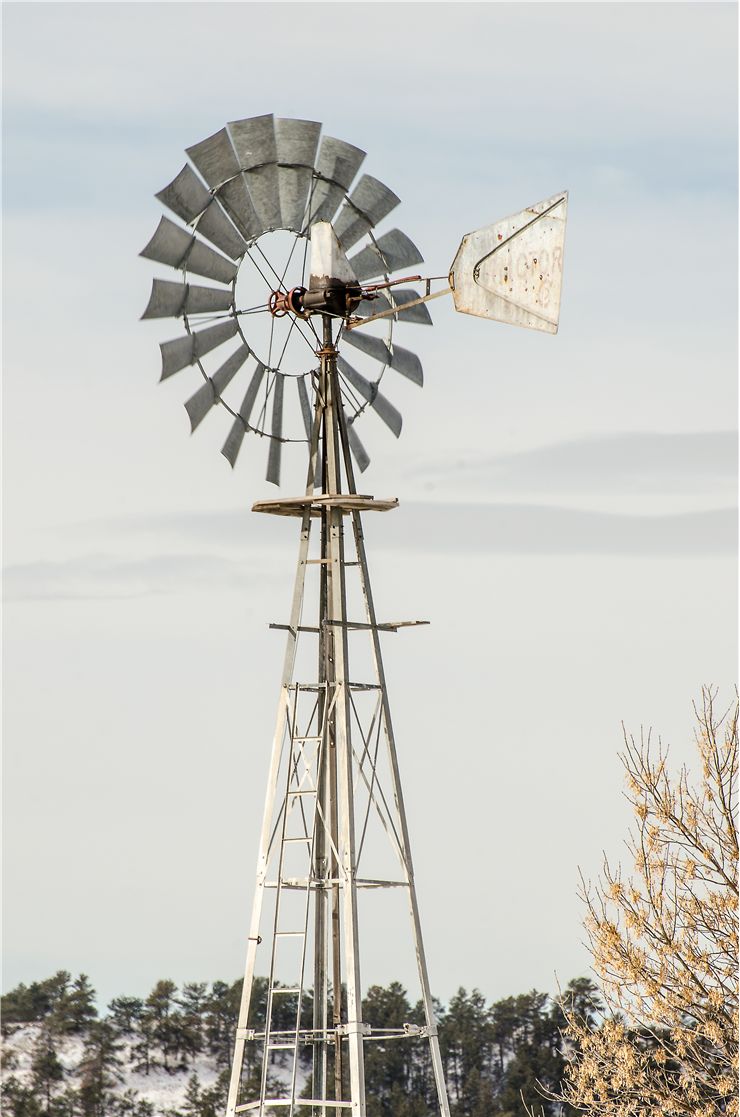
[220,312,449,1115]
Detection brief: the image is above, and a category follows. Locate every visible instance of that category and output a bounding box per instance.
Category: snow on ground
[1,1024,220,1113]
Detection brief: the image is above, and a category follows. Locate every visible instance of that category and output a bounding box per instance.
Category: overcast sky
[3,1,737,1012]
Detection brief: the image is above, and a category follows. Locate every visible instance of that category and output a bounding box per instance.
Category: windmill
[141,113,567,1117]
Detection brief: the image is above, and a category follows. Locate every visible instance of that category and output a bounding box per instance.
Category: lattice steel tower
[141,113,567,1117]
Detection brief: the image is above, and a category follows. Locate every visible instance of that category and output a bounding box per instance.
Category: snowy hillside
[2,1021,226,1117]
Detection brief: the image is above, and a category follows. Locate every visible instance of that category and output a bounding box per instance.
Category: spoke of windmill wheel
[275,117,322,232]
[307,136,366,226]
[341,330,423,386]
[348,229,424,282]
[346,421,370,473]
[248,229,320,358]
[332,175,401,251]
[273,314,303,370]
[337,357,402,438]
[266,308,277,371]
[141,278,233,320]
[236,303,275,317]
[221,361,267,466]
[229,114,281,231]
[266,373,285,485]
[140,218,238,285]
[160,320,238,380]
[244,244,283,296]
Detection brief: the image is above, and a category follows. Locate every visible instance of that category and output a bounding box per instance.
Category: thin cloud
[414,431,737,499]
[7,503,735,602]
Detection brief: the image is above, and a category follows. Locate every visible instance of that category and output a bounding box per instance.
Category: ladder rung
[293,735,322,742]
[267,1042,297,1051]
[288,790,316,797]
[283,836,312,843]
[271,986,301,994]
[275,930,306,937]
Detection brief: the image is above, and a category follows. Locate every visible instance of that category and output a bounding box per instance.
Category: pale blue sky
[3,1,737,1009]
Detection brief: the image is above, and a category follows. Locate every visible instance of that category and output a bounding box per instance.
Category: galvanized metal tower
[140,113,567,1117]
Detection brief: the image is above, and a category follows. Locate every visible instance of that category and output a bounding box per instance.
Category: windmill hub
[267,279,363,320]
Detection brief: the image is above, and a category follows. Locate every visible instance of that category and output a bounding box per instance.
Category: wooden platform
[252,494,399,517]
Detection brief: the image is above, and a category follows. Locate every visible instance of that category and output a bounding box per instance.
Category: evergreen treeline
[1,971,602,1117]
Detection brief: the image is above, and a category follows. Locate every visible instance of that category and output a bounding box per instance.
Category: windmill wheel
[140,114,432,486]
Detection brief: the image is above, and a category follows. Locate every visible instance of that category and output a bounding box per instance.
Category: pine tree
[131,1008,156,1075]
[363,982,416,1117]
[108,996,145,1037]
[78,1020,123,1117]
[177,983,207,1064]
[440,988,494,1114]
[143,980,180,1070]
[1,972,71,1029]
[204,979,242,1068]
[181,1073,202,1117]
[31,1026,65,1112]
[1,1077,43,1117]
[65,975,98,1033]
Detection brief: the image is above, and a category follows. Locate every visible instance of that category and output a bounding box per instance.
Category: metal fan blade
[156,164,210,224]
[341,330,389,366]
[184,343,250,432]
[159,319,238,380]
[342,331,423,387]
[194,202,248,263]
[346,422,370,473]
[297,377,313,439]
[388,343,424,386]
[140,217,238,285]
[348,229,423,282]
[228,114,281,232]
[142,278,233,319]
[388,289,433,324]
[333,175,401,252]
[156,163,248,261]
[188,126,263,238]
[275,117,322,232]
[266,373,285,486]
[357,289,432,325]
[229,114,278,168]
[308,136,366,225]
[337,357,402,438]
[218,174,263,242]
[186,128,240,190]
[221,361,267,467]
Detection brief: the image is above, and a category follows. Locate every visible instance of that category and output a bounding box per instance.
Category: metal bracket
[345,282,452,330]
[336,1021,372,1037]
